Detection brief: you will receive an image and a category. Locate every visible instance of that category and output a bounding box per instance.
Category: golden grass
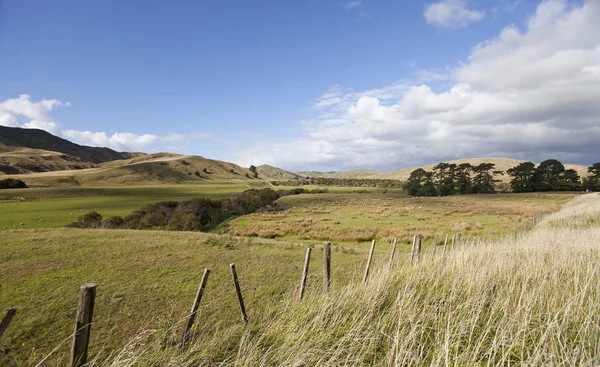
[228,192,577,244]
[101,193,600,366]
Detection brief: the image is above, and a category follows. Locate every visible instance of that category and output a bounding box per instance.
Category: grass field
[0,183,397,231]
[0,190,587,366]
[228,192,578,244]
[0,182,260,230]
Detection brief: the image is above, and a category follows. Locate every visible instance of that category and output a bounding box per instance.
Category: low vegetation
[227,192,576,243]
[66,188,321,231]
[0,178,27,189]
[271,177,404,188]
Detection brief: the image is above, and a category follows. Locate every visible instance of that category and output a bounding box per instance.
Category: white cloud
[0,94,208,152]
[237,0,600,171]
[424,0,485,29]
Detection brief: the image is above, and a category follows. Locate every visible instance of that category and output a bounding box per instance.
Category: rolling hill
[0,126,136,164]
[256,165,306,181]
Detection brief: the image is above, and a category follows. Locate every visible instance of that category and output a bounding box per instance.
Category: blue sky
[1,0,599,171]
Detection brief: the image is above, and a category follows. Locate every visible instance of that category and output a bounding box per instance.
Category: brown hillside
[0,148,96,175]
[256,165,306,181]
[6,154,257,187]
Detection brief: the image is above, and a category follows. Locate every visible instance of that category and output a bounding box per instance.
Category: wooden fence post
[323,242,331,293]
[0,307,17,339]
[363,240,376,284]
[180,268,210,347]
[410,235,417,264]
[432,235,439,256]
[416,234,422,262]
[443,234,449,256]
[455,233,461,247]
[71,283,96,367]
[299,248,312,301]
[388,238,397,270]
[230,264,248,323]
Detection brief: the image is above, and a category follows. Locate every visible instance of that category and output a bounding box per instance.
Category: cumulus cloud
[0,94,206,152]
[424,0,485,29]
[237,0,600,171]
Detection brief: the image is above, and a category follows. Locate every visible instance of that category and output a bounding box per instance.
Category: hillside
[299,157,590,183]
[0,148,96,175]
[6,153,258,186]
[256,164,306,180]
[0,126,136,163]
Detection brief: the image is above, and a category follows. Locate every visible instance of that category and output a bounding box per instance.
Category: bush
[102,216,124,229]
[67,211,103,228]
[0,178,27,189]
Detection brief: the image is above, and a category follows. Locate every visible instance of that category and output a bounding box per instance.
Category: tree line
[404,160,600,196]
[272,177,404,188]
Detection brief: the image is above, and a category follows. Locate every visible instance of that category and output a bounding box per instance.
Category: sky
[0,0,599,171]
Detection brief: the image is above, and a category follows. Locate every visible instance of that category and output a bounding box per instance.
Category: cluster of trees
[507,160,600,192]
[272,177,404,188]
[0,178,27,189]
[67,187,316,231]
[404,162,501,197]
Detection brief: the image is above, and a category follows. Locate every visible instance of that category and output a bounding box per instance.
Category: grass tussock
[103,193,600,366]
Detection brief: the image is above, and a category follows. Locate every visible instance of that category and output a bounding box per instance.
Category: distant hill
[256,165,306,181]
[5,153,259,187]
[0,148,96,174]
[0,126,136,164]
[296,158,590,183]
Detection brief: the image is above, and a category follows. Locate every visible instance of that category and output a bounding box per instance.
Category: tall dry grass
[102,194,600,366]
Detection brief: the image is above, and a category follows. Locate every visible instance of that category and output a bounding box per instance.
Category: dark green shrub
[0,178,27,189]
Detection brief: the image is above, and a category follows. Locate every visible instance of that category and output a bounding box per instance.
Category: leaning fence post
[388,238,397,269]
[410,235,417,264]
[416,234,422,262]
[432,235,439,256]
[363,240,376,284]
[299,248,312,300]
[0,307,17,339]
[455,233,461,247]
[71,283,97,367]
[180,268,211,347]
[230,264,248,323]
[323,242,331,293]
[442,234,449,256]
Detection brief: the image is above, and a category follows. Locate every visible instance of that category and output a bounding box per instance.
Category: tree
[471,163,499,193]
[432,162,457,196]
[404,168,438,197]
[249,165,258,178]
[507,162,536,193]
[532,159,565,191]
[584,162,600,191]
[557,169,582,191]
[455,163,473,194]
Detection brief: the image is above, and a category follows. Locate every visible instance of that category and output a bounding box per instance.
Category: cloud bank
[238,0,600,171]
